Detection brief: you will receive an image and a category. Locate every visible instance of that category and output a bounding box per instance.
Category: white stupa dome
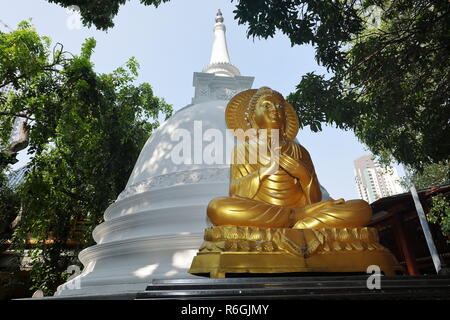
[54,10,331,298]
[53,10,254,297]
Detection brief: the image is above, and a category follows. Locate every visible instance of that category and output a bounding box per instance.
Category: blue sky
[1,0,396,200]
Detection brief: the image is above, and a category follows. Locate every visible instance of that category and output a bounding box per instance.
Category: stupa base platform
[20,275,450,300]
[188,226,403,278]
[136,275,450,300]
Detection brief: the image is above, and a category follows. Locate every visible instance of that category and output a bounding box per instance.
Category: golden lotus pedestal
[189,226,402,278]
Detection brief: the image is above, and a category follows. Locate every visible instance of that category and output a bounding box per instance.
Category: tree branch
[0,121,30,166]
[0,111,35,121]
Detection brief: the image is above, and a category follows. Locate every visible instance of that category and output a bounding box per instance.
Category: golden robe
[207,139,372,229]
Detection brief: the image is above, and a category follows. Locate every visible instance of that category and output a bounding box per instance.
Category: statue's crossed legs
[207,196,372,229]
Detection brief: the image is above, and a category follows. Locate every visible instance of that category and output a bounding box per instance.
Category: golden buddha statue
[189,87,401,278]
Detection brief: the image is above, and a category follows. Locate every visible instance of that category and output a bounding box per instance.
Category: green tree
[401,162,449,241]
[0,171,23,299]
[47,0,170,30]
[45,0,450,170]
[404,162,450,190]
[427,193,450,242]
[234,0,449,170]
[0,22,172,295]
[0,171,20,261]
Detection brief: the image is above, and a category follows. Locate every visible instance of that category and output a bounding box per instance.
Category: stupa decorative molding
[117,167,230,201]
[192,72,254,104]
[79,233,203,264]
[202,62,241,77]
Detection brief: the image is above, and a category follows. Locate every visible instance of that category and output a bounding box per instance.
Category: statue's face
[253,95,286,130]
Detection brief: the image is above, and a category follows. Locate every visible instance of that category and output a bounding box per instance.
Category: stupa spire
[203,9,241,77]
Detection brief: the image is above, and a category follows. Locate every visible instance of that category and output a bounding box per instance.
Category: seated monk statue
[207,87,372,229]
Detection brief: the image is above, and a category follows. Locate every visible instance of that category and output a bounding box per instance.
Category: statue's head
[249,87,286,131]
[226,87,299,141]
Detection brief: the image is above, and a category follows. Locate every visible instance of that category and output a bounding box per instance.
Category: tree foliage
[411,162,449,240]
[400,161,449,242]
[405,162,450,190]
[0,22,172,294]
[0,172,20,252]
[47,0,170,30]
[238,0,450,170]
[427,193,450,242]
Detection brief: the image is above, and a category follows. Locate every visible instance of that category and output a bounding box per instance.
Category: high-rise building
[354,154,404,203]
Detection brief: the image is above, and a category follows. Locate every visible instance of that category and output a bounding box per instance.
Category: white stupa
[54,10,331,298]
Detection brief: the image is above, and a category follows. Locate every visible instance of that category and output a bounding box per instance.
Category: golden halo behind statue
[225,88,300,140]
